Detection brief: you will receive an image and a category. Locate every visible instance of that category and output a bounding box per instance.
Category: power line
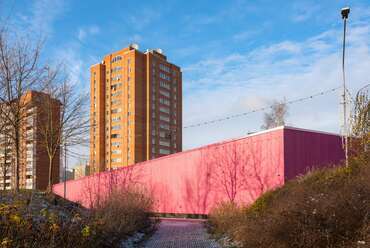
[67,149,89,159]
[183,86,341,129]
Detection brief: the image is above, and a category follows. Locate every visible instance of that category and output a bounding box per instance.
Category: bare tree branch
[38,66,90,192]
[261,100,289,130]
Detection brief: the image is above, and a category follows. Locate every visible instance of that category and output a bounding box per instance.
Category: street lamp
[341,7,350,166]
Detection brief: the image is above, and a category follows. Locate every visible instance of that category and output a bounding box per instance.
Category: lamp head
[341,7,350,19]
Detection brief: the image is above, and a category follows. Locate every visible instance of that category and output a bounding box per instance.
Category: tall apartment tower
[0,91,60,190]
[90,44,182,172]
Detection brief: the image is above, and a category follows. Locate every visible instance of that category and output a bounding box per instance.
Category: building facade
[0,91,60,190]
[74,163,91,180]
[90,44,182,172]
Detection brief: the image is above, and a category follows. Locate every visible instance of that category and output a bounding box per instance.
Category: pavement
[143,219,221,248]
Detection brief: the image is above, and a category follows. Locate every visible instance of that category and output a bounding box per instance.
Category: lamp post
[341,6,350,166]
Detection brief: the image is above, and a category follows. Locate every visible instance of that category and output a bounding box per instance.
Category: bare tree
[350,85,369,154]
[261,100,288,130]
[0,30,43,192]
[38,67,90,192]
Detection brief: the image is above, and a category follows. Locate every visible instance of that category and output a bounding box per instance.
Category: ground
[143,219,220,248]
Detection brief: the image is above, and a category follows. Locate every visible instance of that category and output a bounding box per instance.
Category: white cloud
[291,2,321,22]
[77,25,100,41]
[182,21,370,150]
[128,8,161,30]
[30,0,66,36]
[232,30,258,42]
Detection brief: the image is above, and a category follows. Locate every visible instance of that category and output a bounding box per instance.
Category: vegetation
[208,153,369,248]
[209,85,369,248]
[261,99,288,130]
[0,188,154,248]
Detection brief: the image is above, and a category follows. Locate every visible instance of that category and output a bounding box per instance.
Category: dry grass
[0,188,154,247]
[93,188,154,246]
[208,154,370,248]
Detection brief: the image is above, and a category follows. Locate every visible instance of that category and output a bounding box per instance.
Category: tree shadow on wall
[182,138,283,212]
[81,164,147,209]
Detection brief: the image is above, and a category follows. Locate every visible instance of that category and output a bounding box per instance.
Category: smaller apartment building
[0,91,60,190]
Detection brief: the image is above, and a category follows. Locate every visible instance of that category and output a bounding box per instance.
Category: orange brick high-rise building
[0,91,60,190]
[90,44,182,172]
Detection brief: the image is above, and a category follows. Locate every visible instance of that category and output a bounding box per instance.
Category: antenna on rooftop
[130,43,139,50]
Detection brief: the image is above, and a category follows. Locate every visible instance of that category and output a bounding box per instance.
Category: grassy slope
[208,155,370,248]
[0,189,154,248]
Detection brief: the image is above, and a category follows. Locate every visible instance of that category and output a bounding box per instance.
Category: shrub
[93,187,153,245]
[209,155,370,248]
[0,188,154,247]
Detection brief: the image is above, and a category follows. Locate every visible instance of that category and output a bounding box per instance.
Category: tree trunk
[47,155,54,193]
[14,132,20,192]
[2,145,8,191]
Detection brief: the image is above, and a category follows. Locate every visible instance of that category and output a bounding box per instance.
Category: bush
[0,188,154,247]
[208,155,370,248]
[93,187,153,245]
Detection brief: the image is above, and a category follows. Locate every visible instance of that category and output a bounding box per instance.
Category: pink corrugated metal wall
[52,127,344,214]
[284,128,345,180]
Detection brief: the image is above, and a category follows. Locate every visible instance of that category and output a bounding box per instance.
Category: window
[112,150,121,154]
[111,108,121,114]
[112,116,121,122]
[159,90,170,97]
[111,125,121,130]
[152,138,156,144]
[159,131,167,138]
[159,149,170,155]
[160,115,170,122]
[111,83,122,90]
[111,66,122,73]
[111,158,122,163]
[111,134,121,138]
[160,81,170,90]
[160,73,171,80]
[111,75,122,81]
[159,64,170,72]
[160,123,170,130]
[160,106,170,114]
[111,56,122,63]
[112,142,121,147]
[111,91,122,97]
[160,140,170,147]
[111,99,121,105]
[159,98,170,106]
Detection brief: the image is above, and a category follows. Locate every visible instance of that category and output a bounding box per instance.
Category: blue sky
[1,0,370,164]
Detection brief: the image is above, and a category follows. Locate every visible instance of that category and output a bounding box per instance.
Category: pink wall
[53,127,344,215]
[284,128,345,180]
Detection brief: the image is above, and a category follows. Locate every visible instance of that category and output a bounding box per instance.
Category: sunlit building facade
[90,44,182,172]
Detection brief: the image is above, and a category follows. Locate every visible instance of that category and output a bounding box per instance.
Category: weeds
[0,188,154,247]
[209,155,370,248]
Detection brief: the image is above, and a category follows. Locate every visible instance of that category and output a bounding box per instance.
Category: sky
[1,0,370,166]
